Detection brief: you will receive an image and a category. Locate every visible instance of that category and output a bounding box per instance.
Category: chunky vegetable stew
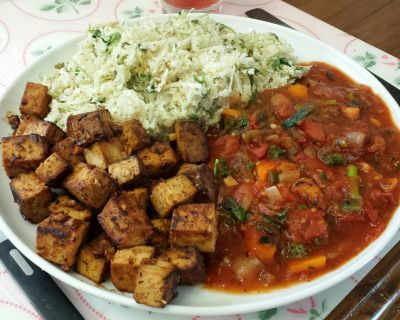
[206,62,400,292]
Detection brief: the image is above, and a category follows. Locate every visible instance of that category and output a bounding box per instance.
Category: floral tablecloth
[0,1,399,319]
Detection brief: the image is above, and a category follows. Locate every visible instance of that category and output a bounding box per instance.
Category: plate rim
[0,13,399,316]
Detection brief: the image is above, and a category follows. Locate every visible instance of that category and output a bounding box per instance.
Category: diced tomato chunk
[211,135,241,159]
[369,190,395,210]
[363,200,378,223]
[286,209,328,243]
[248,112,258,129]
[300,120,325,142]
[270,93,295,120]
[247,143,268,159]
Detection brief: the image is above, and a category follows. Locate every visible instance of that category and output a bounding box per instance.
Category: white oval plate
[0,14,399,316]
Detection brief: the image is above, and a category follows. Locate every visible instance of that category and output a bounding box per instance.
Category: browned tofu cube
[108,156,145,186]
[35,153,70,185]
[97,190,153,249]
[84,137,128,170]
[76,234,116,283]
[63,163,114,209]
[52,137,84,166]
[10,172,52,223]
[49,195,92,221]
[178,163,216,202]
[134,259,180,308]
[66,108,115,147]
[170,203,217,253]
[110,246,156,292]
[137,142,178,178]
[15,116,65,145]
[149,219,171,248]
[36,213,89,271]
[150,175,197,218]
[174,120,209,163]
[2,134,50,177]
[158,247,205,285]
[121,119,152,154]
[19,82,51,119]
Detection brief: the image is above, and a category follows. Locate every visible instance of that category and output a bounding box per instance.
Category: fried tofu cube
[76,234,116,283]
[108,156,145,186]
[134,259,180,308]
[36,213,89,271]
[84,137,128,170]
[178,163,216,202]
[10,172,52,223]
[170,203,217,253]
[63,163,114,209]
[66,108,115,147]
[121,119,152,154]
[98,190,153,248]
[15,116,65,145]
[19,82,51,119]
[137,142,178,178]
[52,137,84,166]
[158,247,205,285]
[149,219,171,248]
[35,153,70,185]
[150,175,197,218]
[174,120,209,163]
[2,134,50,177]
[110,246,156,292]
[49,195,92,221]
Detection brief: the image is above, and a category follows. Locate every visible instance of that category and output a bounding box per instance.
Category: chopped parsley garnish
[248,69,260,103]
[268,145,287,159]
[268,170,279,184]
[319,171,328,181]
[223,196,249,222]
[282,104,313,129]
[272,56,291,70]
[322,153,346,166]
[54,62,64,69]
[259,236,272,244]
[246,160,255,171]
[193,74,206,85]
[287,243,310,259]
[191,19,199,24]
[88,27,121,52]
[298,204,309,209]
[213,158,230,179]
[189,113,200,121]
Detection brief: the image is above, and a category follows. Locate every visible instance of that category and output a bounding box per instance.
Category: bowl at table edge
[0,14,399,316]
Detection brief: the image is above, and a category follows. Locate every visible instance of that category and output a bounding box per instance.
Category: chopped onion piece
[231,256,264,282]
[346,131,366,147]
[264,186,283,202]
[279,169,300,184]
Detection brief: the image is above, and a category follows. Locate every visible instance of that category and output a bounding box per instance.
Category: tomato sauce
[205,62,400,292]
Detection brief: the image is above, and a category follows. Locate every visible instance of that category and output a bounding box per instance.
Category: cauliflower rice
[42,13,305,137]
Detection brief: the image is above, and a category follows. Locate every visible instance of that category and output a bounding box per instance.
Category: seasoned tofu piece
[98,190,153,249]
[134,259,180,308]
[52,137,84,166]
[108,156,145,186]
[84,137,128,170]
[137,142,178,178]
[158,247,205,285]
[2,134,50,177]
[36,213,89,271]
[15,116,65,145]
[150,175,197,218]
[35,153,70,185]
[49,195,92,221]
[76,234,116,283]
[10,172,52,223]
[63,163,114,209]
[178,163,216,203]
[111,246,156,292]
[174,120,209,163]
[149,219,171,248]
[121,119,152,154]
[66,108,115,147]
[170,203,217,253]
[19,82,51,119]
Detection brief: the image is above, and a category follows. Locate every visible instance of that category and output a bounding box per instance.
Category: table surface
[285,0,400,58]
[0,1,400,319]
